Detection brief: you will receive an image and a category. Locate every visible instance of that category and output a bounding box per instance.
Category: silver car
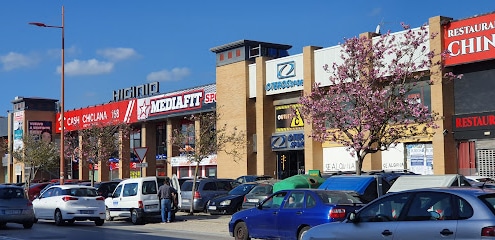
[302,187,495,240]
[0,185,35,229]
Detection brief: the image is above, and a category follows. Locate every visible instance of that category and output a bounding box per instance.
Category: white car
[32,185,105,226]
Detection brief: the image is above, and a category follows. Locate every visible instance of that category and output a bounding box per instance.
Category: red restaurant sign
[443,13,495,66]
[55,100,138,133]
[453,112,495,132]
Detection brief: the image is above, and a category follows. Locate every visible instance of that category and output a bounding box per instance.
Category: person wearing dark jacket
[157,177,177,223]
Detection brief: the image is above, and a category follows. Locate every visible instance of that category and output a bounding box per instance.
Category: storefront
[445,13,495,177]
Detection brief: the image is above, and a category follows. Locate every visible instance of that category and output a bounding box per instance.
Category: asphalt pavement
[143,211,232,237]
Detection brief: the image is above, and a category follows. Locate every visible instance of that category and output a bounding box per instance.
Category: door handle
[296,211,303,215]
[440,229,454,236]
[381,230,393,236]
[272,211,278,215]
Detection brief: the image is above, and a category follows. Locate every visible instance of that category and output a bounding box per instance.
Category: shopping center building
[3,11,495,183]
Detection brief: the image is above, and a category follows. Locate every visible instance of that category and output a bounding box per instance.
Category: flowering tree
[65,121,130,186]
[0,138,7,156]
[299,23,459,175]
[11,134,59,192]
[170,110,247,214]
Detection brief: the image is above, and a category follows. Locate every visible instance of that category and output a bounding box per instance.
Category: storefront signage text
[453,111,495,131]
[271,132,304,150]
[56,100,138,133]
[150,90,203,114]
[444,13,495,66]
[112,82,159,101]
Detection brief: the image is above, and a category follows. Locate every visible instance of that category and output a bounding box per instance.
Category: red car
[27,182,51,201]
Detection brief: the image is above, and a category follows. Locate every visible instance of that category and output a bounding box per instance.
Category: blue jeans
[161,198,172,222]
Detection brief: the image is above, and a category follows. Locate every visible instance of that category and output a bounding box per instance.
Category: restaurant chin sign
[443,13,495,66]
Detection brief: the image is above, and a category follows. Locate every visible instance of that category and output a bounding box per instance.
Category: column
[119,129,130,179]
[141,122,157,177]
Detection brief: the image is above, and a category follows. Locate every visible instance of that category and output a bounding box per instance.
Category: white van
[387,174,472,193]
[105,176,180,225]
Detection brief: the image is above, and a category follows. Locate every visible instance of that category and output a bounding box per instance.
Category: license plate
[208,206,217,210]
[182,199,190,203]
[80,210,94,214]
[145,204,158,210]
[4,210,21,215]
[247,199,259,203]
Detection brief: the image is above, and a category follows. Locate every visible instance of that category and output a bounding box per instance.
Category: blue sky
[1,1,494,115]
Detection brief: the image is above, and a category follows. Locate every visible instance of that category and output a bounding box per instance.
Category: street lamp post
[29,6,65,185]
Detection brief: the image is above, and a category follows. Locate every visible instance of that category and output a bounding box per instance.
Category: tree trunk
[356,155,364,175]
[188,161,201,215]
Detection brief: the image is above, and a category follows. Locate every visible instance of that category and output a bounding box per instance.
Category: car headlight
[220,200,231,206]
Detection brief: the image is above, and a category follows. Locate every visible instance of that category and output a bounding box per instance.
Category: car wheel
[234,222,250,240]
[105,207,113,221]
[95,219,104,226]
[130,209,142,225]
[67,219,75,225]
[298,226,310,240]
[23,222,34,229]
[54,209,64,226]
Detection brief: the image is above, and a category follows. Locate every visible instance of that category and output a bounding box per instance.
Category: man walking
[157,177,177,223]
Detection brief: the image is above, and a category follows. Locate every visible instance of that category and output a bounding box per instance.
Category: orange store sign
[443,13,495,66]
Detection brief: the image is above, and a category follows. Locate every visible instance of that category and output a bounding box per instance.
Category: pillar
[141,122,157,177]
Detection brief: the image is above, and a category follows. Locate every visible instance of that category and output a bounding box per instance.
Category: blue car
[228,189,364,240]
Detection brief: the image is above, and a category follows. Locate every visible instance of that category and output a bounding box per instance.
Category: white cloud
[97,48,137,62]
[58,59,114,76]
[146,67,191,82]
[0,52,38,71]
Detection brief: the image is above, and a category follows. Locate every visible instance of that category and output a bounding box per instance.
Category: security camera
[442,129,448,136]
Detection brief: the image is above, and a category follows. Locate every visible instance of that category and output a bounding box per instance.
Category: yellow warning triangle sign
[291,108,304,127]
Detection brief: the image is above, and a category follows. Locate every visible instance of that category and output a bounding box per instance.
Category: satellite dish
[375,24,381,35]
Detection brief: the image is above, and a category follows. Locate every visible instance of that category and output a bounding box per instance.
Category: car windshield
[248,185,273,195]
[0,188,25,199]
[229,184,256,195]
[316,191,363,204]
[63,188,98,197]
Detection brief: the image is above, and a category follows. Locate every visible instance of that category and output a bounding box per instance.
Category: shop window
[205,166,217,178]
[179,167,189,178]
[156,122,167,159]
[180,120,195,154]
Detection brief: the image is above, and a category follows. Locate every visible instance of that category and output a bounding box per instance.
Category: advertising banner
[13,111,24,150]
[28,121,52,142]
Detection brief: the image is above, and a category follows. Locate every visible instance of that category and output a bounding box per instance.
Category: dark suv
[179,178,233,212]
[94,180,122,198]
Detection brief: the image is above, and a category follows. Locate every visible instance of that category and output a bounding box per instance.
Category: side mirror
[107,193,113,198]
[348,212,358,223]
[256,203,262,209]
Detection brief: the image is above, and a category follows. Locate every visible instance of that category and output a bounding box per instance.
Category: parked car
[301,187,495,240]
[27,182,52,201]
[180,178,234,212]
[32,185,105,226]
[241,179,280,209]
[94,180,121,198]
[318,175,392,203]
[387,174,472,193]
[229,188,364,240]
[207,182,258,215]
[0,185,35,229]
[234,175,273,186]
